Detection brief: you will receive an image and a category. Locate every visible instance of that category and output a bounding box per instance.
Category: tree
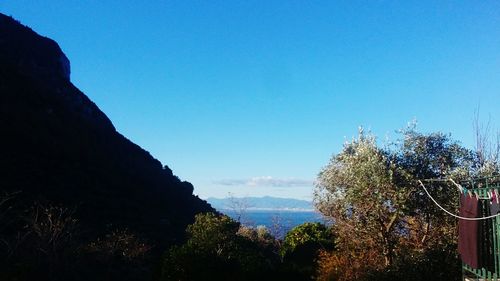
[314,126,471,280]
[281,222,335,280]
[161,213,278,281]
[473,110,500,177]
[281,222,334,257]
[227,193,251,224]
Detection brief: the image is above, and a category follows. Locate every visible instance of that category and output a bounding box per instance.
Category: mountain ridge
[207,196,314,211]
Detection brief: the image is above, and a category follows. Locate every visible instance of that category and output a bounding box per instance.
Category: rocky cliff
[0,14,70,80]
[0,13,213,280]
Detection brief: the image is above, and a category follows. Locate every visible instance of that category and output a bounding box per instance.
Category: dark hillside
[0,13,213,280]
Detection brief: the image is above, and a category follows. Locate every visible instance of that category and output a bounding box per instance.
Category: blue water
[220,209,327,238]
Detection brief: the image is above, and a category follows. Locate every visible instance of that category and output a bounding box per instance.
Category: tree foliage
[314,126,472,280]
[281,222,335,280]
[282,222,334,257]
[161,213,280,281]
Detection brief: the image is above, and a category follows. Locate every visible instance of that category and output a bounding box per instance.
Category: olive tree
[314,126,471,280]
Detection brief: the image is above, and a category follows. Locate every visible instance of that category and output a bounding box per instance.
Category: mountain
[0,14,213,280]
[207,196,314,211]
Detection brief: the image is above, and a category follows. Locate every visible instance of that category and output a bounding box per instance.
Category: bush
[161,213,279,281]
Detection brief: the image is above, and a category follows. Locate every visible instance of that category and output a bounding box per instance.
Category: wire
[418,180,500,221]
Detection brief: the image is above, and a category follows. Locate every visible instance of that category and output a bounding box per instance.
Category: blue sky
[2,1,499,200]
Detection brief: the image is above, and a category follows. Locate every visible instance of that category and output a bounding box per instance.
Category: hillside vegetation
[1,13,498,281]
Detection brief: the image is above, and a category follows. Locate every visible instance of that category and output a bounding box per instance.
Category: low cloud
[214,176,314,187]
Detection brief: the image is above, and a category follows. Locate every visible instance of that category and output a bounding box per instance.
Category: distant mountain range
[207,196,314,211]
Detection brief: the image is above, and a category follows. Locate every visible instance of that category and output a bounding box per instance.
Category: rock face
[0,13,213,278]
[0,15,70,80]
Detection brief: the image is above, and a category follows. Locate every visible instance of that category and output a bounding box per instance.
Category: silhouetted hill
[0,13,213,280]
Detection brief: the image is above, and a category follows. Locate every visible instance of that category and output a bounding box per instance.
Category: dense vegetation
[1,12,499,281]
[160,213,334,281]
[313,126,498,281]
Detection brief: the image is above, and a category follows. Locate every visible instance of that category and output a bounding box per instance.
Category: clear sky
[2,1,499,200]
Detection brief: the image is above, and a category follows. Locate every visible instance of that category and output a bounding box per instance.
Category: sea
[219,209,327,238]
